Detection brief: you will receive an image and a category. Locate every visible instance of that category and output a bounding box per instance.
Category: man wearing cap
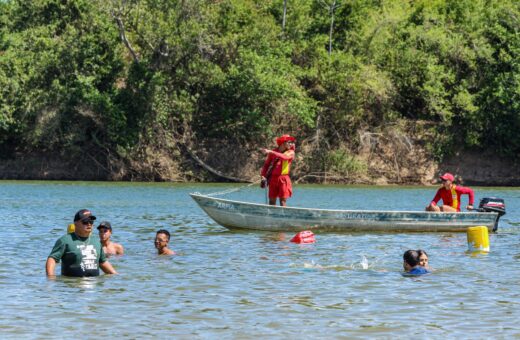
[46,209,117,277]
[261,134,296,206]
[425,173,474,212]
[98,221,124,256]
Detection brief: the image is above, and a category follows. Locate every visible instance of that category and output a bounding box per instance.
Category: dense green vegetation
[0,0,518,180]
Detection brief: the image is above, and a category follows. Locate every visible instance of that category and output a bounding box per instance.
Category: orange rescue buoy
[290,230,316,244]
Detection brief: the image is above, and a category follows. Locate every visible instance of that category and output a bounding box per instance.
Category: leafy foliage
[0,0,519,167]
[0,0,124,153]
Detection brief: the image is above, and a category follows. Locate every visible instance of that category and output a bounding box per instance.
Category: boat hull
[190,193,499,232]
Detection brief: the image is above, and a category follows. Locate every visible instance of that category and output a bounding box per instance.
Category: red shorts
[268,175,292,199]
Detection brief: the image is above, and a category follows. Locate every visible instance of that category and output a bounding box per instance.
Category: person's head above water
[156,229,170,241]
[403,249,431,276]
[155,229,175,255]
[417,249,429,268]
[73,209,96,237]
[403,249,419,271]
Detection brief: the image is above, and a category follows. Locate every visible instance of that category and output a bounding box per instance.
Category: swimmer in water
[417,249,431,270]
[155,229,175,255]
[97,221,124,256]
[403,249,430,275]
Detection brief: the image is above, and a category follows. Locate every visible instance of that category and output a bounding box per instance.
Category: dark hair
[156,229,171,241]
[417,249,428,258]
[403,250,419,267]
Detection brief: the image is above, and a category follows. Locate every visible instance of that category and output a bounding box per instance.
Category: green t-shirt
[48,233,107,277]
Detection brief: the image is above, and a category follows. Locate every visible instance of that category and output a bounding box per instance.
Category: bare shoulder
[163,248,175,255]
[115,243,124,255]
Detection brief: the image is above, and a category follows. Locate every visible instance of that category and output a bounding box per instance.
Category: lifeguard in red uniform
[426,172,474,212]
[261,134,296,206]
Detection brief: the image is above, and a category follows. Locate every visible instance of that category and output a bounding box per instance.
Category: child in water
[403,250,430,275]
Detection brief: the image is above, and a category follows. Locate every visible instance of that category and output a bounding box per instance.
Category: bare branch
[182,144,250,183]
[319,0,341,55]
[172,130,250,183]
[110,4,140,63]
[282,0,288,31]
[114,16,139,62]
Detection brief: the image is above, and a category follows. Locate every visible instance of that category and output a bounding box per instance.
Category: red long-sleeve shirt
[430,185,474,212]
[261,149,294,177]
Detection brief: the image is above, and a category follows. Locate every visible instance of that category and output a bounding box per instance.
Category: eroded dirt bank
[1,139,518,186]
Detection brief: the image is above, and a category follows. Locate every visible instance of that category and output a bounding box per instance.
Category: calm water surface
[0,181,519,339]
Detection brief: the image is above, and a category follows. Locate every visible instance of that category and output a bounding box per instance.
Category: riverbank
[1,147,518,186]
[2,0,519,190]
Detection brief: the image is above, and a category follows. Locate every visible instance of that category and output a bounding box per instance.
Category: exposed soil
[0,153,112,181]
[440,150,520,186]
[1,132,518,185]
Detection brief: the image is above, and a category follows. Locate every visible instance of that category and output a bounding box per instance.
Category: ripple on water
[1,182,520,338]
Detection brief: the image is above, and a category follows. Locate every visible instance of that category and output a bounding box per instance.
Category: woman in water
[417,249,431,271]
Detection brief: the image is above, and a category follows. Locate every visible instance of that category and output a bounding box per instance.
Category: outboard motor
[478,197,506,232]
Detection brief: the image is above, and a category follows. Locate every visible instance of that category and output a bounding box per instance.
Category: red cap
[439,172,454,182]
[276,134,296,146]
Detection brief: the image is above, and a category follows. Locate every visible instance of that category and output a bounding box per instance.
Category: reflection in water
[466,250,491,257]
[261,232,287,242]
[60,276,100,290]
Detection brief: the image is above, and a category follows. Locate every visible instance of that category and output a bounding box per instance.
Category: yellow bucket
[67,223,75,234]
[467,226,489,252]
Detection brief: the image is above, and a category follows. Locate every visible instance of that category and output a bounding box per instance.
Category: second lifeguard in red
[261,134,296,206]
[426,172,474,212]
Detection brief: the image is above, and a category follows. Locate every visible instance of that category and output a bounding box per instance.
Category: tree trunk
[282,0,288,31]
[328,0,337,56]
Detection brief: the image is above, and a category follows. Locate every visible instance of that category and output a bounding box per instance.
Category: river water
[0,181,519,338]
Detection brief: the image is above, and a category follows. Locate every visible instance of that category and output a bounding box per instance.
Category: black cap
[74,209,97,222]
[97,221,112,231]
